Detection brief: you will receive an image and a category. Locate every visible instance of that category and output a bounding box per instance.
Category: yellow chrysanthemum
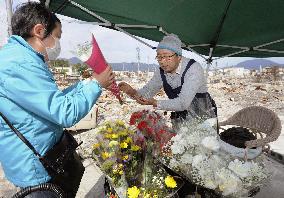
[92,143,100,149]
[127,186,140,198]
[119,170,124,175]
[111,134,119,139]
[120,142,128,149]
[104,134,112,139]
[131,145,141,151]
[118,163,124,169]
[165,176,177,188]
[127,129,135,134]
[107,127,113,133]
[112,168,118,174]
[125,137,133,143]
[101,152,111,160]
[109,140,119,147]
[116,119,125,126]
[122,155,129,160]
[118,130,128,137]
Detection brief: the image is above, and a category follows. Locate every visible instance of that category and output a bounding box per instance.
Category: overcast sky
[1,0,284,68]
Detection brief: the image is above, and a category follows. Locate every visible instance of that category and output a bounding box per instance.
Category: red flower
[129,111,145,125]
[137,120,148,130]
[129,115,137,125]
[155,129,166,141]
[145,126,154,137]
[156,128,176,149]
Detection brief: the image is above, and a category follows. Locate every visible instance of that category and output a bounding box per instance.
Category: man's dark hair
[12,2,61,40]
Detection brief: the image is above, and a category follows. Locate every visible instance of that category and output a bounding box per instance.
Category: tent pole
[205,59,212,82]
[68,0,109,23]
[205,47,213,78]
[116,24,157,29]
[213,38,284,59]
[216,44,248,50]
[254,48,284,54]
[208,0,232,60]
[189,44,210,47]
[254,38,284,49]
[110,27,154,49]
[213,49,250,60]
[184,45,207,60]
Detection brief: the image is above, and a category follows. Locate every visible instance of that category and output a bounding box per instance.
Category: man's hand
[118,82,157,107]
[92,66,115,89]
[118,82,137,97]
[135,97,157,107]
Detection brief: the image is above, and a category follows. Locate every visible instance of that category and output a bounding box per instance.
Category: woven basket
[219,106,282,151]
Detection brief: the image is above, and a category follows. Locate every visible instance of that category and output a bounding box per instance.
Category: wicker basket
[219,106,282,154]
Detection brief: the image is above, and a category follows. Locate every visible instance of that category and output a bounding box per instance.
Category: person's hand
[81,70,92,79]
[92,65,115,89]
[118,82,137,97]
[135,97,157,107]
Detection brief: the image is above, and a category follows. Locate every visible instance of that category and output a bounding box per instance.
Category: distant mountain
[68,57,83,64]
[236,59,284,70]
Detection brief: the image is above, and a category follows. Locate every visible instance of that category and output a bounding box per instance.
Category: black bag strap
[0,112,41,158]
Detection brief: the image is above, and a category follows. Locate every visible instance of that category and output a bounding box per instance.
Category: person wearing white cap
[119,33,217,123]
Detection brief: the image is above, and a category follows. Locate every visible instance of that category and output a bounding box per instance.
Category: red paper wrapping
[85,35,123,104]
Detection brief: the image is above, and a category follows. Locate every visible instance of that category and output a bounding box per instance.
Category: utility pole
[5,0,13,36]
[136,47,140,73]
[147,55,150,78]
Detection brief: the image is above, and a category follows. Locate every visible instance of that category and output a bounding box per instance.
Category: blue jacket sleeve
[62,81,82,95]
[3,62,102,128]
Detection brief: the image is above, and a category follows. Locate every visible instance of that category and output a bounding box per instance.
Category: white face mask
[46,36,61,61]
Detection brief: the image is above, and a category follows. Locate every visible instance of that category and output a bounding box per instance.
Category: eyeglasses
[155,53,176,61]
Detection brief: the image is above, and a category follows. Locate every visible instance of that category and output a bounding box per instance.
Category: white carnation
[170,134,188,154]
[180,153,193,164]
[170,134,183,143]
[186,133,200,146]
[228,159,252,178]
[204,179,218,189]
[201,136,220,151]
[179,126,188,134]
[216,168,242,196]
[192,154,205,167]
[171,141,185,155]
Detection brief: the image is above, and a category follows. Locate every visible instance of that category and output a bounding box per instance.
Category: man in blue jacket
[0,2,114,197]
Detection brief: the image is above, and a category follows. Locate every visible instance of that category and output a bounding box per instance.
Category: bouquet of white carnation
[159,116,269,197]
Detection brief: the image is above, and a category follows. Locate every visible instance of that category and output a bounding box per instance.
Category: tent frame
[43,0,284,64]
